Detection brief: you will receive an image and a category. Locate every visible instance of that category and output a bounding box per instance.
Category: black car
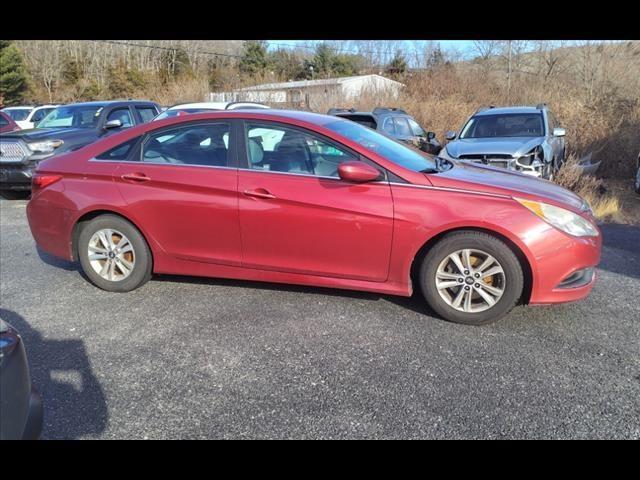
[0,318,43,440]
[0,100,160,199]
[327,107,441,155]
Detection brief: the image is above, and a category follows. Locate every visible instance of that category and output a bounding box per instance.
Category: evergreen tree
[386,51,408,76]
[0,40,29,106]
[239,41,269,75]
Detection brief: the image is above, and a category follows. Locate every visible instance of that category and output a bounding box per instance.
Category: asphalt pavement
[1,198,638,439]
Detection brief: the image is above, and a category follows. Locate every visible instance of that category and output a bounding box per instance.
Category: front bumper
[22,386,44,440]
[0,164,35,190]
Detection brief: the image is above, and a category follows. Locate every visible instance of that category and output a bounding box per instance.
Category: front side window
[107,108,134,128]
[407,118,426,137]
[136,106,159,123]
[38,105,104,128]
[245,123,357,178]
[460,113,545,138]
[142,122,230,167]
[393,117,412,137]
[324,118,437,173]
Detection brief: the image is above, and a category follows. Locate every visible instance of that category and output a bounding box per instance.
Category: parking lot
[1,198,639,439]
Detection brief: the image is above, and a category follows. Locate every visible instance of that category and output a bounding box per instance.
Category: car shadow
[0,308,108,440]
[36,245,78,272]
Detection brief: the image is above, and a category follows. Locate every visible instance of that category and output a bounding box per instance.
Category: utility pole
[507,40,512,104]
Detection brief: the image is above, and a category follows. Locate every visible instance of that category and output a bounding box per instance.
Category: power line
[93,40,243,59]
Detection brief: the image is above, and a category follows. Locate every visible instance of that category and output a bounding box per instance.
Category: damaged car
[438,105,565,180]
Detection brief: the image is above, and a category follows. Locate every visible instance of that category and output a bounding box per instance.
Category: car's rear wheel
[418,231,524,325]
[77,214,152,292]
[0,190,30,200]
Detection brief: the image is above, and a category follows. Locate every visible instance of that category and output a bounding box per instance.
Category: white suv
[153,101,269,121]
[1,105,59,130]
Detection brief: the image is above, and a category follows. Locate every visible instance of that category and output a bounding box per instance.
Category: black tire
[0,190,30,200]
[418,231,524,325]
[77,214,152,292]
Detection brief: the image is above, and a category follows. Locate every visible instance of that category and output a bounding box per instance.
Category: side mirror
[426,131,436,141]
[338,161,382,183]
[553,127,566,137]
[104,119,123,130]
[445,130,457,141]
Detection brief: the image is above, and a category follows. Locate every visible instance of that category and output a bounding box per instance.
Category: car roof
[475,106,544,116]
[167,101,270,111]
[2,106,34,110]
[60,100,158,108]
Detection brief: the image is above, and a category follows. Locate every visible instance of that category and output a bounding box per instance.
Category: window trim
[238,119,389,181]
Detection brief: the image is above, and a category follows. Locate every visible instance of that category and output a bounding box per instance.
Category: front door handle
[243,188,276,200]
[121,172,150,183]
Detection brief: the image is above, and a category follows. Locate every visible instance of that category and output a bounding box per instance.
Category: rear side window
[95,137,140,161]
[381,117,396,135]
[31,108,52,123]
[142,122,231,167]
[0,115,8,126]
[136,106,158,123]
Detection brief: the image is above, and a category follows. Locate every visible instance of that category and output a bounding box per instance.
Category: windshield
[153,108,218,121]
[38,105,105,129]
[324,119,437,173]
[3,108,31,121]
[460,113,544,138]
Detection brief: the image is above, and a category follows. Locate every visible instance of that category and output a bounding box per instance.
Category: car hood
[445,137,545,158]
[430,161,587,212]
[1,126,93,141]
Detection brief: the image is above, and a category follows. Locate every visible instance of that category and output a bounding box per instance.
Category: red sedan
[26,110,601,325]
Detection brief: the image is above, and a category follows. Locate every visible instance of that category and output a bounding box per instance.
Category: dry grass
[555,155,624,222]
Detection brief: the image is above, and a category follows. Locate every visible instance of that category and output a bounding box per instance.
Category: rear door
[112,120,242,266]
[237,120,394,282]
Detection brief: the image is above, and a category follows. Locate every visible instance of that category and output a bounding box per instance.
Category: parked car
[26,110,601,325]
[0,318,43,440]
[0,111,21,133]
[327,107,441,155]
[1,105,59,130]
[153,101,270,121]
[635,151,640,194]
[0,100,160,199]
[438,104,566,180]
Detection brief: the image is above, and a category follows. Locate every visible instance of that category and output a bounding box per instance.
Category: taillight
[32,173,62,192]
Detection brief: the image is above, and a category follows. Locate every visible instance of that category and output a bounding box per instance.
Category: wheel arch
[71,209,155,268]
[409,226,534,305]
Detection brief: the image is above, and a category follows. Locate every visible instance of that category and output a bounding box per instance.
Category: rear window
[338,114,377,130]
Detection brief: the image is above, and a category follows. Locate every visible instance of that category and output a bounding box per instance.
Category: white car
[153,101,269,121]
[1,105,59,130]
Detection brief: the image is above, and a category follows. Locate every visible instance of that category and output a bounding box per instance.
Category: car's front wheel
[77,214,152,292]
[418,231,524,325]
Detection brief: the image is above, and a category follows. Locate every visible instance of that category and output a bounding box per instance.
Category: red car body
[26,110,601,306]
[0,111,21,133]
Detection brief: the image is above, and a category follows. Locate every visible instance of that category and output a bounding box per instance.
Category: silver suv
[438,105,566,180]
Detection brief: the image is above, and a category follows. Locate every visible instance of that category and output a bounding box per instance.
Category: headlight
[515,198,599,237]
[27,139,63,153]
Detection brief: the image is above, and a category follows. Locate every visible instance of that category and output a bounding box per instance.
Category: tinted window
[393,117,412,136]
[4,109,31,121]
[381,118,396,135]
[407,118,426,137]
[142,123,230,167]
[96,137,140,161]
[38,105,104,128]
[324,118,437,173]
[136,106,158,123]
[31,108,53,123]
[460,113,544,138]
[245,123,357,178]
[0,115,8,126]
[107,108,134,128]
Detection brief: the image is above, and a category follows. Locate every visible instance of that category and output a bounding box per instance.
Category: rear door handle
[243,188,276,200]
[121,172,150,183]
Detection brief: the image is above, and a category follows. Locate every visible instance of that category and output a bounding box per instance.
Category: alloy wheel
[435,248,506,313]
[87,228,136,281]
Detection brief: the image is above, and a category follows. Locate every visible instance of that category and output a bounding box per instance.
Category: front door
[237,121,394,282]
